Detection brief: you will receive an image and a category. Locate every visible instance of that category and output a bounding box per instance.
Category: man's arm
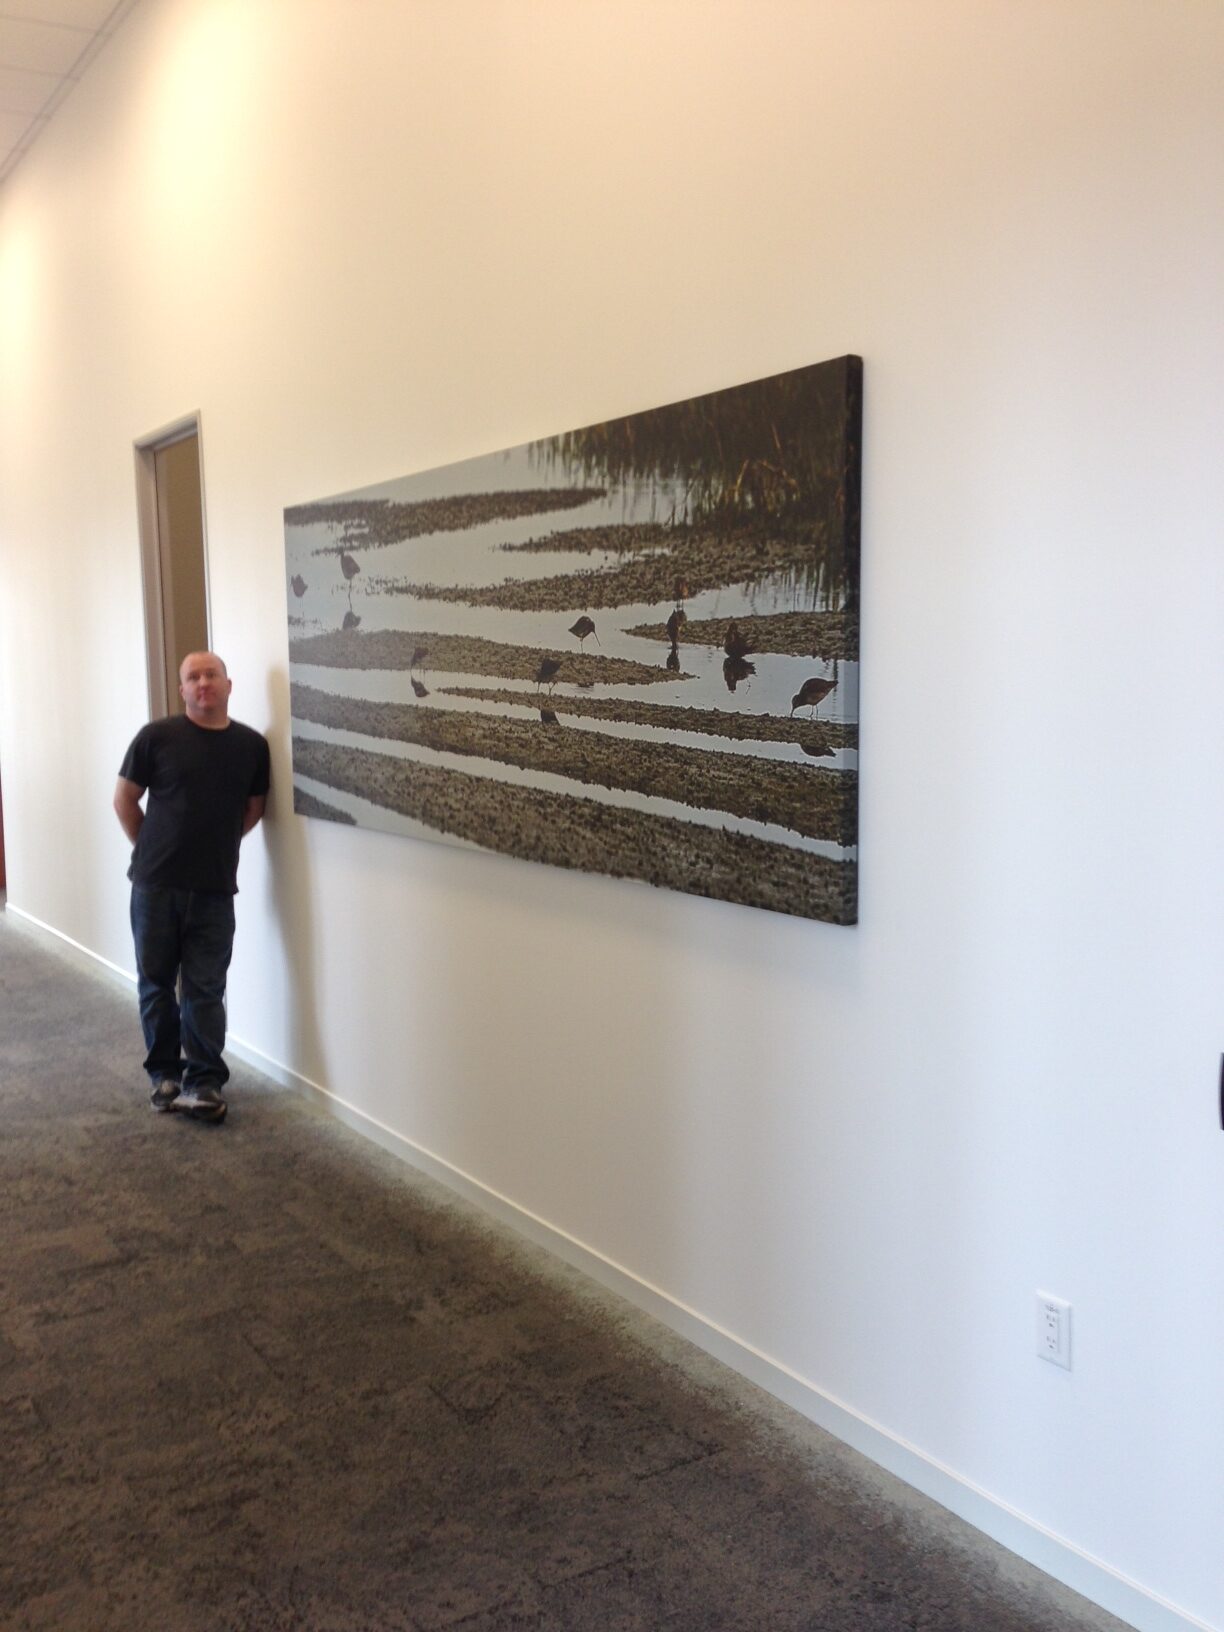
[113,777,146,843]
[241,794,267,837]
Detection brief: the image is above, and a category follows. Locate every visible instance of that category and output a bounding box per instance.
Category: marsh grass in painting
[284,356,862,923]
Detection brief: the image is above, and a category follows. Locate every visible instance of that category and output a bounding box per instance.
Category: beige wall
[1,5,1222,1629]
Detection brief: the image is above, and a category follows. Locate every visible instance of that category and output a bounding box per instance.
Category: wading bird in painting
[535,656,562,691]
[723,621,753,660]
[791,675,837,718]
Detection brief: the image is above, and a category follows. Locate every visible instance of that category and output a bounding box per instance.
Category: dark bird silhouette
[665,647,681,673]
[340,552,360,584]
[290,574,307,597]
[539,708,559,726]
[791,676,837,717]
[722,656,755,693]
[342,610,361,631]
[666,608,687,647]
[723,621,753,660]
[801,741,834,758]
[568,615,599,649]
[409,645,429,672]
[411,677,429,699]
[535,656,562,690]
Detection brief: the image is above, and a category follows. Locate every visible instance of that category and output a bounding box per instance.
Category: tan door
[135,420,211,719]
[153,434,208,713]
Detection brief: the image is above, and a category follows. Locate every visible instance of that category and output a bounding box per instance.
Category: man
[113,652,270,1124]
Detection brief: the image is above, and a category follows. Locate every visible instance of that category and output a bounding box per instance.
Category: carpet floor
[0,906,1131,1632]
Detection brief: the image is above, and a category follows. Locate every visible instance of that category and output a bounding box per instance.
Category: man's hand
[241,794,267,837]
[113,777,145,844]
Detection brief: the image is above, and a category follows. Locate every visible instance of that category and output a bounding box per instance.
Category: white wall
[2,2,1222,1627]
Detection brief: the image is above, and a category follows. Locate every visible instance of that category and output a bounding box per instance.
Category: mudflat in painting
[284,356,861,923]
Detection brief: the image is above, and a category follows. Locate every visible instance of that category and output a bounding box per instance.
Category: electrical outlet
[1036,1293,1072,1369]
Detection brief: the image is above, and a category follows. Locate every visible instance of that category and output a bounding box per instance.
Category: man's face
[179,653,232,720]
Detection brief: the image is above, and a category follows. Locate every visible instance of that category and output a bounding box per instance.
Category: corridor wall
[1,3,1221,1627]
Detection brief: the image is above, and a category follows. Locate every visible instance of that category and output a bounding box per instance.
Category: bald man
[114,652,270,1124]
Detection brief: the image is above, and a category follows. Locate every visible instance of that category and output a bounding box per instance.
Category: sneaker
[149,1079,182,1112]
[180,1085,227,1124]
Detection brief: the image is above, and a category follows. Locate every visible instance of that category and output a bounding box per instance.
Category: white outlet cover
[1036,1292,1072,1369]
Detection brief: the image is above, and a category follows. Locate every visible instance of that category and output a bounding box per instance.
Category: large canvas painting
[284,356,861,923]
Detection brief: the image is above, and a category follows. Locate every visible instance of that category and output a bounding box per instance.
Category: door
[134,419,210,718]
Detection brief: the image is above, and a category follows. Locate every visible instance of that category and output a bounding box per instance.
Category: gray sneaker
[180,1085,227,1124]
[149,1079,182,1112]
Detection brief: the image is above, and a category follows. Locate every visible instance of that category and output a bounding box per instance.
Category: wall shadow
[260,663,328,1096]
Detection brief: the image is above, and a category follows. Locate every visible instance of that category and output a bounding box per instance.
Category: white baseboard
[7,902,1215,1632]
[7,903,138,986]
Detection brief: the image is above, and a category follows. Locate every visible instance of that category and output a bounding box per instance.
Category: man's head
[179,652,232,727]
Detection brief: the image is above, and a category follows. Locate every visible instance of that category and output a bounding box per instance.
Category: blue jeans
[130,886,235,1093]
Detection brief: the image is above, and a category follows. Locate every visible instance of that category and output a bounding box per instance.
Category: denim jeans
[130,886,235,1093]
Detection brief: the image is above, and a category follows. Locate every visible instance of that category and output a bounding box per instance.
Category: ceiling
[0,0,142,186]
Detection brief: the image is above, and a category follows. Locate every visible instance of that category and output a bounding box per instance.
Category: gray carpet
[0,906,1131,1632]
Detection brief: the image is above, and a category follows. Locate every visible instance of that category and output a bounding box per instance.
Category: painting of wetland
[284,356,862,923]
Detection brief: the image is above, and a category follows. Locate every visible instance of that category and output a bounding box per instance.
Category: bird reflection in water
[411,677,429,699]
[342,610,361,631]
[665,607,687,675]
[539,708,559,726]
[801,740,834,758]
[723,656,755,693]
[290,574,307,598]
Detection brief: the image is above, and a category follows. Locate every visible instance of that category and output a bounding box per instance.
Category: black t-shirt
[119,714,271,894]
